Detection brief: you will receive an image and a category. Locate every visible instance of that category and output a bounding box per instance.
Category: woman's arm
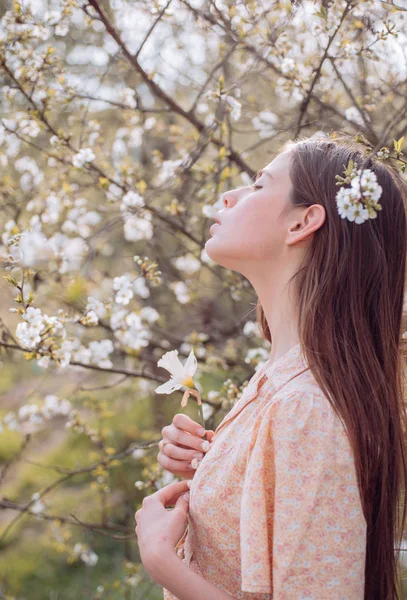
[146,550,236,600]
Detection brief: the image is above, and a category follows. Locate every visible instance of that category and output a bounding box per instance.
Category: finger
[154,480,190,506]
[205,430,215,442]
[164,424,209,452]
[173,491,190,514]
[172,413,206,437]
[158,450,197,473]
[162,442,204,462]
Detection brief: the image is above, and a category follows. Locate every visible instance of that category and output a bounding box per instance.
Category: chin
[204,239,241,272]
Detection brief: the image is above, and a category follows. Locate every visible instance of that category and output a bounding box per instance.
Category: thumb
[206,430,215,442]
[174,491,190,513]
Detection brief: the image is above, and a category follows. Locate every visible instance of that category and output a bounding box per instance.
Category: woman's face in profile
[204,149,295,276]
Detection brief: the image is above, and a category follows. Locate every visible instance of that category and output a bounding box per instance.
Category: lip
[209,222,221,235]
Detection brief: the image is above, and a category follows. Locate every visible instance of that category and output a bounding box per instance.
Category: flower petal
[184,349,198,378]
[155,379,183,394]
[157,350,185,379]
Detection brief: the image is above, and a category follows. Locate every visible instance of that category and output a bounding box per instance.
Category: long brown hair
[256,135,407,599]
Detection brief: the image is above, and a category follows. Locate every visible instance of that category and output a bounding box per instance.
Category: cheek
[205,205,278,261]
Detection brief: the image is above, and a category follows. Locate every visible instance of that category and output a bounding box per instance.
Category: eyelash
[250,185,262,190]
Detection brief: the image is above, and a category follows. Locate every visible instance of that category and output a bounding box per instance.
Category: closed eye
[250,185,262,191]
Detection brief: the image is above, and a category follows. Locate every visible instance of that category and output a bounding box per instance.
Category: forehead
[264,149,292,173]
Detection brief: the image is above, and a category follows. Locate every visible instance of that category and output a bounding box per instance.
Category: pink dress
[163,342,367,599]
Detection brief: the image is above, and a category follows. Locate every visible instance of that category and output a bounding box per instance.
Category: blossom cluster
[2,226,87,273]
[15,306,66,351]
[72,543,99,567]
[335,163,383,224]
[2,394,72,432]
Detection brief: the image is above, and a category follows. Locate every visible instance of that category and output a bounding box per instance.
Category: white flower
[19,119,40,137]
[280,57,295,73]
[114,312,151,351]
[72,148,95,168]
[18,230,56,267]
[55,22,69,36]
[121,190,145,211]
[88,339,114,368]
[110,307,128,330]
[243,320,261,337]
[202,403,214,420]
[16,322,42,349]
[252,111,279,139]
[173,253,201,275]
[37,355,50,368]
[155,349,198,394]
[202,196,223,218]
[225,96,241,121]
[81,550,98,566]
[119,87,137,108]
[132,448,146,459]
[22,307,44,328]
[113,274,134,305]
[170,281,190,304]
[123,213,153,242]
[133,277,150,298]
[335,166,382,225]
[345,106,367,127]
[86,296,107,319]
[139,306,159,323]
[30,492,45,514]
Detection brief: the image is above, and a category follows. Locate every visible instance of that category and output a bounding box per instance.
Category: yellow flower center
[182,376,195,389]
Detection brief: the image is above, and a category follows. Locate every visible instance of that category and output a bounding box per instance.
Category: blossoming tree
[1,0,407,596]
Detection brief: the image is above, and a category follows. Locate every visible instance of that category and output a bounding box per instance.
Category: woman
[135,135,407,599]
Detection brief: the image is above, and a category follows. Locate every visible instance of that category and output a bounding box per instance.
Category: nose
[222,192,237,208]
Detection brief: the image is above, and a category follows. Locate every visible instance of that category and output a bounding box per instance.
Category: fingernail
[200,440,210,452]
[186,480,192,489]
[183,492,190,501]
[197,427,205,436]
[193,452,203,459]
[190,458,200,469]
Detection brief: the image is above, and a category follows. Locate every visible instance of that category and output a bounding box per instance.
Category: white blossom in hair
[335,159,383,224]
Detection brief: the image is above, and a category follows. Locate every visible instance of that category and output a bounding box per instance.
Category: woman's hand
[135,480,191,576]
[158,413,215,479]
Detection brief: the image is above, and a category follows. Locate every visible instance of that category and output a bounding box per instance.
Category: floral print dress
[162,342,367,599]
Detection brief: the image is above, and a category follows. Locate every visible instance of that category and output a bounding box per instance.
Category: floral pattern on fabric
[163,342,366,599]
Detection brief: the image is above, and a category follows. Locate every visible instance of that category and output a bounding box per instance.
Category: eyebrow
[252,169,274,183]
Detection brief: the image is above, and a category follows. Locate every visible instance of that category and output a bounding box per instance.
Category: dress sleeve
[240,390,367,599]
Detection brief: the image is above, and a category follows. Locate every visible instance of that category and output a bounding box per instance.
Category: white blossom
[17,230,56,268]
[174,253,201,275]
[72,148,95,168]
[133,277,150,298]
[155,349,198,394]
[170,281,190,304]
[252,111,279,139]
[225,96,241,121]
[202,196,223,218]
[30,492,45,515]
[132,448,146,459]
[123,213,153,242]
[86,296,107,319]
[139,306,159,323]
[113,274,134,305]
[280,57,295,73]
[121,190,145,211]
[88,339,114,368]
[345,106,368,127]
[243,320,261,337]
[119,87,137,108]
